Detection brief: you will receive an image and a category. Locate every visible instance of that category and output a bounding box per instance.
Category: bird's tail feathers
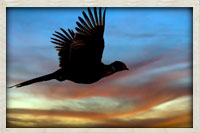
[8,72,57,89]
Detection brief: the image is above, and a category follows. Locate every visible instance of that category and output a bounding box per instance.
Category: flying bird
[9,7,128,88]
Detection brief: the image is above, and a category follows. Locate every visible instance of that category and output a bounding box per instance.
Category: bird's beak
[125,67,129,70]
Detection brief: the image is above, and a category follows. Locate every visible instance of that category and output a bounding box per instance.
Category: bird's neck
[102,64,116,78]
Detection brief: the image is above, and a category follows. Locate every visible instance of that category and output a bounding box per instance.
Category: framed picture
[0,0,199,132]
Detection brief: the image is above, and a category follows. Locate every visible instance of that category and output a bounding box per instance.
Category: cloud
[7,96,192,128]
[7,50,192,105]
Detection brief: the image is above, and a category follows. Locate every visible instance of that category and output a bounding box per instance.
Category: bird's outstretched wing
[51,7,106,69]
[73,7,106,66]
[51,28,75,68]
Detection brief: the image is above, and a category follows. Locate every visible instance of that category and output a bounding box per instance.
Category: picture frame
[0,0,199,132]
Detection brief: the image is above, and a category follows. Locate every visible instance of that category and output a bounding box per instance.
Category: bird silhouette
[9,7,128,88]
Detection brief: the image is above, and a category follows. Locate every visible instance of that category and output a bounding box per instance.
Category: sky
[6,7,192,128]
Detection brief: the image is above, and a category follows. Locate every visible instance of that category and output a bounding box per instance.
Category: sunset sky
[6,7,192,127]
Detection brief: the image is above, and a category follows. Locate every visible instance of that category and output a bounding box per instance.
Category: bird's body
[9,7,128,88]
[56,65,105,84]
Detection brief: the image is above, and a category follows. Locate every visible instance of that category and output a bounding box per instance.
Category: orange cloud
[7,106,192,128]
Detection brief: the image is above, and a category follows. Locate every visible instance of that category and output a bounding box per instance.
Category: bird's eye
[122,65,128,70]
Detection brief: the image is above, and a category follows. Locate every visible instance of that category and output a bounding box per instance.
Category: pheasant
[9,7,128,88]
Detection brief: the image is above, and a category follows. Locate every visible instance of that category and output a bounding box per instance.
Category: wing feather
[73,7,106,65]
[51,28,74,68]
[52,33,67,41]
[88,8,96,27]
[51,41,63,46]
[94,7,99,25]
[75,27,87,34]
[51,7,107,68]
[51,38,64,44]
[76,22,90,33]
[99,7,102,25]
[78,17,91,32]
[55,31,69,41]
[60,28,73,40]
[82,11,93,29]
[68,29,75,39]
[103,8,106,28]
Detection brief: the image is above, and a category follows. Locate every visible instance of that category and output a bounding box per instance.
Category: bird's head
[111,61,129,72]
